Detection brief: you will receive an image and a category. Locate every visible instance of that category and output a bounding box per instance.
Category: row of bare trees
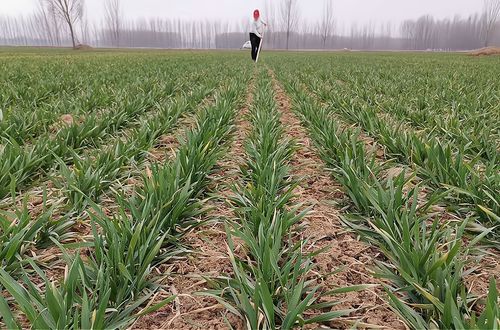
[104,0,121,47]
[401,0,500,50]
[482,0,500,45]
[1,0,499,50]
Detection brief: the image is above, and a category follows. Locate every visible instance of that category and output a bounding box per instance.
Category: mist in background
[1,0,499,50]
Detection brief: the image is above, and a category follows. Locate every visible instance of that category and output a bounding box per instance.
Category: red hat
[253,9,260,19]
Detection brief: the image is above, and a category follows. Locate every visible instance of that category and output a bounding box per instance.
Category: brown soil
[61,114,75,125]
[147,90,217,164]
[147,121,188,164]
[0,180,58,218]
[74,44,93,50]
[129,223,244,330]
[48,113,85,133]
[465,251,500,298]
[132,72,256,330]
[268,69,405,329]
[469,47,500,56]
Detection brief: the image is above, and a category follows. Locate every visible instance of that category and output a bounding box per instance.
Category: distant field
[0,48,499,329]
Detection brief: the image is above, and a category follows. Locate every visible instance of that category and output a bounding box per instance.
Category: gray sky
[0,0,485,29]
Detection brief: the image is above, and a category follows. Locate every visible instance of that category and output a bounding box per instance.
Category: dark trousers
[249,33,261,61]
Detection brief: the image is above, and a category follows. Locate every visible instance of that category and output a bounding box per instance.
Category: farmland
[0,49,499,329]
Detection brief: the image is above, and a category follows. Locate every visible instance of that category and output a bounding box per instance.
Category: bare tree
[414,15,435,49]
[104,0,121,47]
[80,10,90,44]
[44,0,84,48]
[481,0,500,46]
[320,0,334,48]
[264,0,277,48]
[35,0,56,45]
[280,0,299,50]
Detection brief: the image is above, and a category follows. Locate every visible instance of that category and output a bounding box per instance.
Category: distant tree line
[1,0,499,50]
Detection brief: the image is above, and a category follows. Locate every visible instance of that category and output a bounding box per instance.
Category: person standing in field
[250,9,266,62]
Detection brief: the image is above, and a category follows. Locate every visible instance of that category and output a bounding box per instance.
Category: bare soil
[61,114,75,125]
[48,113,83,133]
[146,115,195,164]
[74,44,93,51]
[469,47,500,56]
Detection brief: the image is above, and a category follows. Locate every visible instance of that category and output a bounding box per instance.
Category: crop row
[57,76,221,213]
[0,61,227,200]
[0,54,215,144]
[269,58,499,246]
[204,70,366,329]
[0,77,222,278]
[0,81,171,199]
[286,54,499,163]
[279,75,499,329]
[303,70,499,165]
[0,69,249,329]
[0,58,243,275]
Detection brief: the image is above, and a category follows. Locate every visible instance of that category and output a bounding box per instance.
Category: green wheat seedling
[0,65,211,200]
[0,73,249,329]
[0,204,49,273]
[0,249,174,329]
[309,73,498,230]
[204,72,360,329]
[279,73,499,329]
[55,78,221,213]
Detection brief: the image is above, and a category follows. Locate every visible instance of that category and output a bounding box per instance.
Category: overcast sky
[0,0,485,29]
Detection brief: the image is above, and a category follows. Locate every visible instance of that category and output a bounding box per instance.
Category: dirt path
[131,74,255,330]
[268,69,405,329]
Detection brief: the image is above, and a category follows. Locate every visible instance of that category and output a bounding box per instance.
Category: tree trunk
[69,23,76,48]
